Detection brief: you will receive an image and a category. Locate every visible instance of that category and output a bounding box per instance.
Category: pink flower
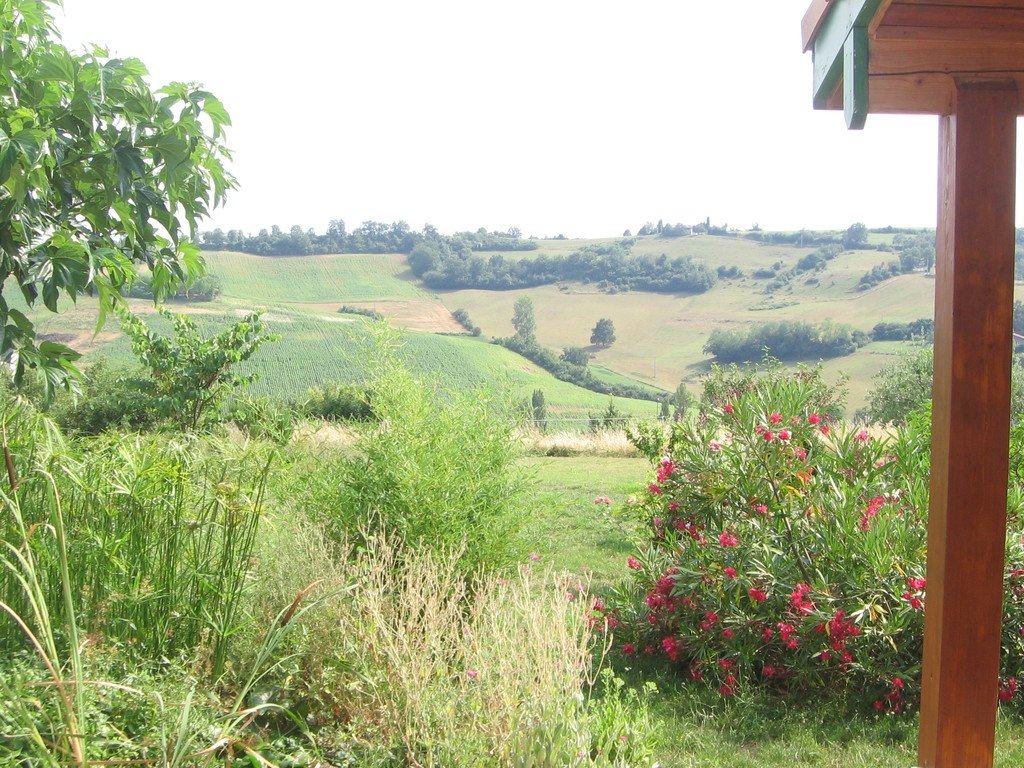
[763,431,774,442]
[594,496,612,504]
[755,504,769,515]
[648,483,662,495]
[769,413,783,425]
[903,592,924,610]
[722,628,733,640]
[778,430,791,441]
[907,577,927,591]
[819,425,830,436]
[749,588,767,603]
[709,440,722,451]
[627,556,642,570]
[724,404,734,413]
[529,554,541,561]
[719,530,739,548]
[724,567,738,579]
[808,413,821,425]
[467,670,478,678]
[662,635,680,660]
[1000,678,1019,702]
[855,429,870,442]
[621,643,635,656]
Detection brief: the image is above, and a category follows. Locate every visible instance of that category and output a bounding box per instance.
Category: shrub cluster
[497,333,660,402]
[338,304,384,321]
[703,320,868,362]
[595,365,1024,712]
[410,239,716,294]
[452,307,483,336]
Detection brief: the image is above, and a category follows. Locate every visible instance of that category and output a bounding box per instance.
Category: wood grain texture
[918,79,1017,768]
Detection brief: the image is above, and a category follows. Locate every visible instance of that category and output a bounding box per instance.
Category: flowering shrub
[599,365,1024,711]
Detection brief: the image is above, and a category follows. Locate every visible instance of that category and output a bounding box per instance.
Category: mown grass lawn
[527,454,1024,768]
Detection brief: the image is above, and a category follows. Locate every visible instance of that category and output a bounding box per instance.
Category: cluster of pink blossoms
[902,577,926,610]
[858,495,887,531]
[790,583,815,616]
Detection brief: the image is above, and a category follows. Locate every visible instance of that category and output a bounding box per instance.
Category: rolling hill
[17,228,978,417]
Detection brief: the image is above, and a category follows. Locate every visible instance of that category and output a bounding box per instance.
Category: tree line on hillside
[704,316,934,363]
[197,221,539,257]
[704,320,869,363]
[409,239,716,294]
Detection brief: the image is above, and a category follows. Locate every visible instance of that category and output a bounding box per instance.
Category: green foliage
[300,381,374,421]
[532,388,547,428]
[871,318,933,342]
[410,239,716,294]
[843,222,869,249]
[497,333,660,403]
[561,346,591,367]
[591,318,617,348]
[866,346,1024,424]
[125,273,223,302]
[117,307,277,431]
[227,395,295,444]
[512,296,537,341]
[338,304,384,321]
[0,405,273,671]
[704,320,868,363]
[857,260,905,289]
[321,325,528,575]
[604,367,926,707]
[49,358,158,436]
[452,307,482,336]
[671,380,691,421]
[0,0,233,393]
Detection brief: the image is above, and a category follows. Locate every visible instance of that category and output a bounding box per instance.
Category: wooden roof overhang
[804,0,1024,127]
[803,4,1022,768]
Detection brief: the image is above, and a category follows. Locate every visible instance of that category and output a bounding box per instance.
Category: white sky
[57,0,961,239]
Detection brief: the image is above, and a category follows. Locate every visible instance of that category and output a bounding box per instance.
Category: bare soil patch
[306,299,463,333]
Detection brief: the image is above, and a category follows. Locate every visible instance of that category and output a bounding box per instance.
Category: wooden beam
[919,78,1017,768]
[811,0,887,108]
[882,4,1024,31]
[844,26,870,127]
[802,0,833,50]
[894,0,1024,7]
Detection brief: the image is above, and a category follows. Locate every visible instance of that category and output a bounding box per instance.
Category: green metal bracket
[844,26,869,129]
[811,0,883,128]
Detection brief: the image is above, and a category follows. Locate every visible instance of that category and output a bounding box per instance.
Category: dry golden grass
[519,427,642,457]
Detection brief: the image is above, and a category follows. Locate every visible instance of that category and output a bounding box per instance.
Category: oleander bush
[596,364,1024,712]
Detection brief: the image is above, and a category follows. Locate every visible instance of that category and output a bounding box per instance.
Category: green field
[17,232,966,414]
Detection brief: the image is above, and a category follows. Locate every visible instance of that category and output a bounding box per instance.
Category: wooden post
[918,79,1017,768]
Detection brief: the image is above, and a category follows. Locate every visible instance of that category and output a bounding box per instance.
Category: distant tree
[561,346,590,367]
[672,381,691,421]
[1015,300,1024,336]
[511,297,537,341]
[590,318,617,347]
[844,222,869,249]
[531,388,546,429]
[637,222,655,236]
[656,219,664,234]
[659,395,671,421]
[507,226,522,239]
[623,229,632,237]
